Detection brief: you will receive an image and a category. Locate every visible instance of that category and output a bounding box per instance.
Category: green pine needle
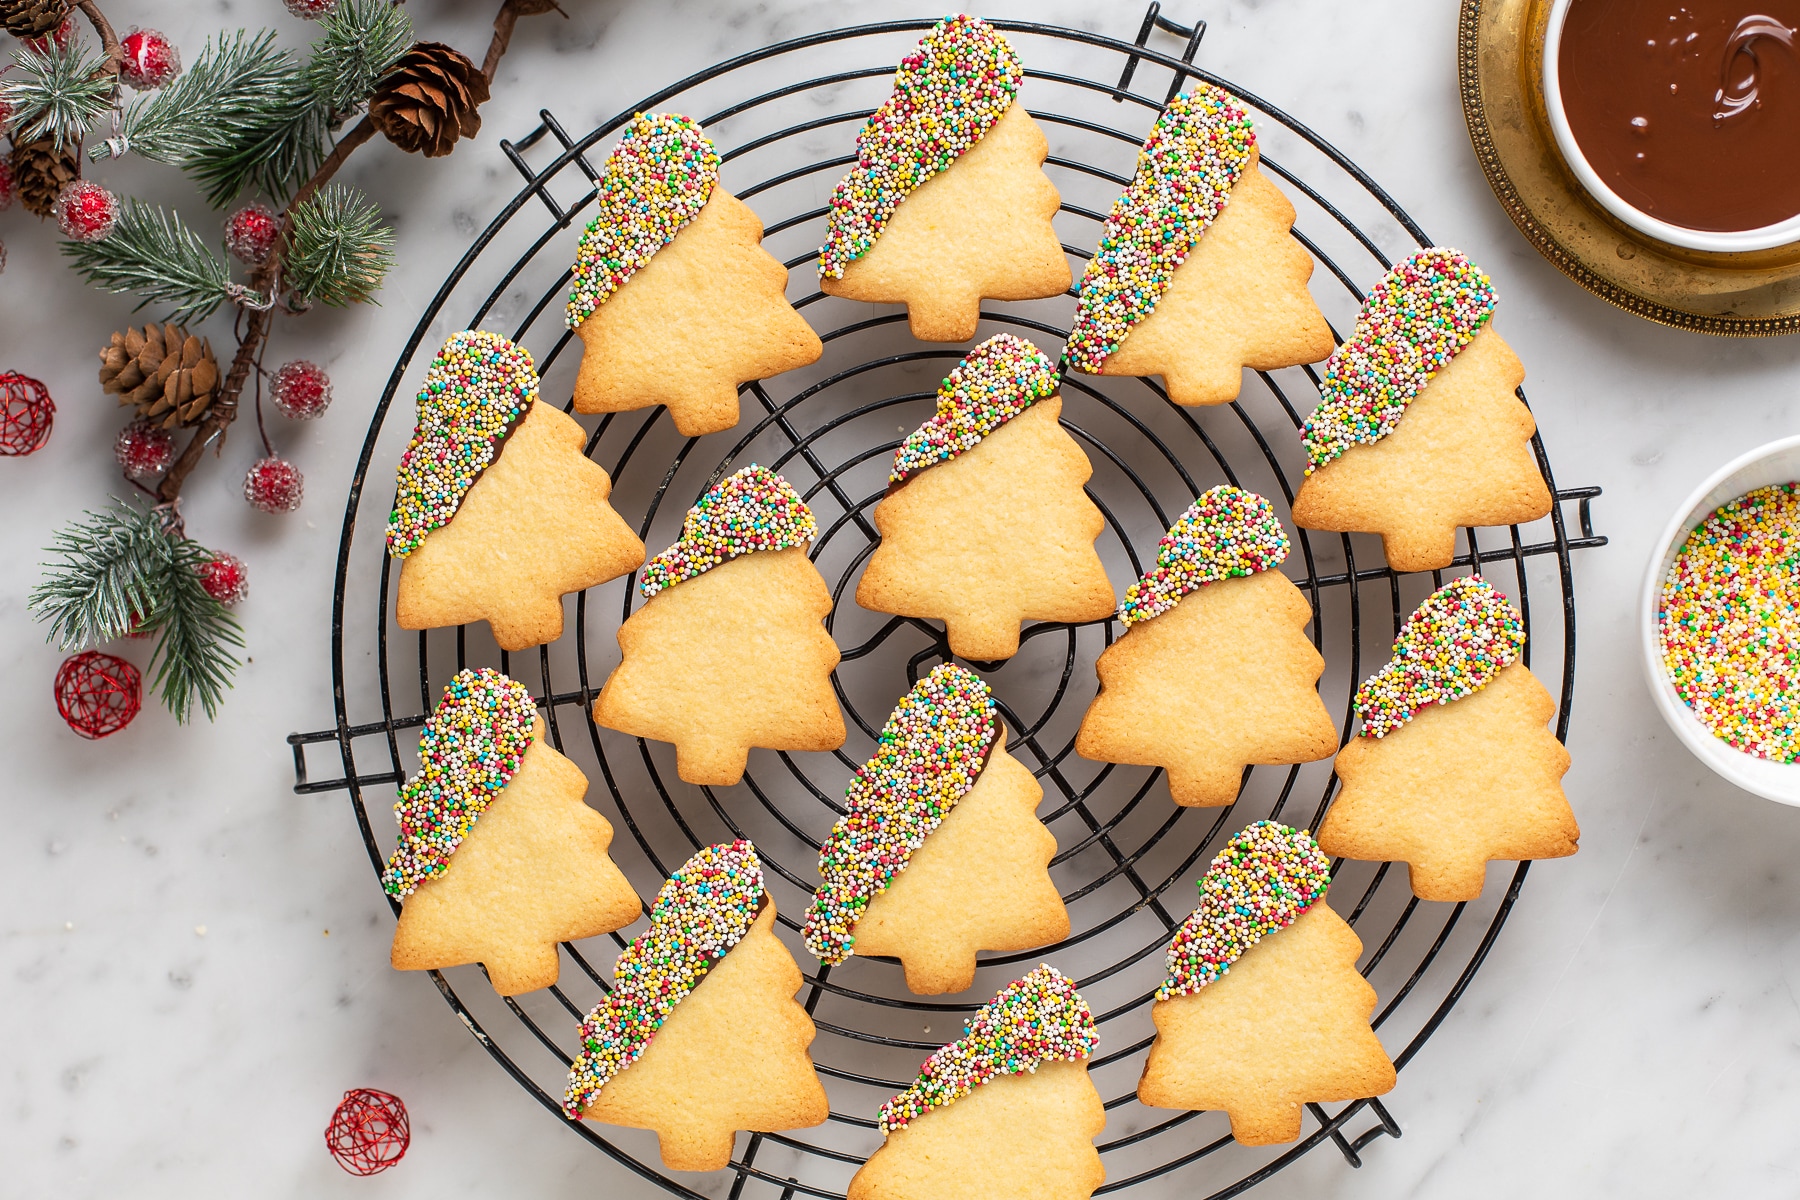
[285,184,396,307]
[307,0,414,120]
[188,92,331,207]
[146,535,245,724]
[2,40,115,151]
[93,30,298,168]
[61,199,234,323]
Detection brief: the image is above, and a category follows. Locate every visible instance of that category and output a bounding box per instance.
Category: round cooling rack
[290,8,1609,1197]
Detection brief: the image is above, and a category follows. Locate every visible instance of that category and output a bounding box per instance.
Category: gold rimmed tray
[1459,0,1800,335]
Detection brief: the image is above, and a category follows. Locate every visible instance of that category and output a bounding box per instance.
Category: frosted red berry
[198,552,249,606]
[272,359,332,419]
[224,202,281,266]
[0,156,14,212]
[21,15,75,54]
[54,180,119,242]
[114,420,173,478]
[245,456,304,513]
[284,0,339,18]
[119,28,181,90]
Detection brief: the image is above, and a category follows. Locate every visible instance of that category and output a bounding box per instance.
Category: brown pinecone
[1,0,69,38]
[10,137,79,219]
[98,324,221,430]
[368,42,490,158]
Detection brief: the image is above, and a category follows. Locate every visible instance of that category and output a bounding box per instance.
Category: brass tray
[1459,0,1800,335]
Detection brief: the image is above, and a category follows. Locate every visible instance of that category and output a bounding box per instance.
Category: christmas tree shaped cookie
[857,335,1113,660]
[1138,821,1395,1146]
[391,330,646,651]
[1063,86,1332,406]
[1291,249,1552,572]
[817,15,1072,342]
[804,665,1067,995]
[566,113,823,437]
[848,965,1104,1200]
[1076,487,1337,806]
[1317,577,1578,901]
[594,465,845,785]
[386,668,641,996]
[566,841,829,1171]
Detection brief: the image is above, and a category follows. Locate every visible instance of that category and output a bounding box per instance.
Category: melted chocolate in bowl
[1558,0,1800,232]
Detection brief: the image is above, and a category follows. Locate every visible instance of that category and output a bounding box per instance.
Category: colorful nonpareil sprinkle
[1117,485,1289,627]
[1157,820,1331,1000]
[1064,86,1256,374]
[890,334,1058,483]
[1301,248,1498,473]
[803,665,999,964]
[1355,576,1526,739]
[1658,483,1800,763]
[386,330,538,558]
[564,841,765,1118]
[817,14,1023,278]
[638,465,818,598]
[381,668,536,898]
[877,964,1096,1134]
[564,113,720,329]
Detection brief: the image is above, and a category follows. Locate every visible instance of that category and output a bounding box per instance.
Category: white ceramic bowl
[1542,0,1800,253]
[1640,435,1800,805]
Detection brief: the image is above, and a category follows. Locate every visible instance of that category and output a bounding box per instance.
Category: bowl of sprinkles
[1644,434,1800,805]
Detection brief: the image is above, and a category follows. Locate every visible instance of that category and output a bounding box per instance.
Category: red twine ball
[224,202,281,266]
[114,419,173,478]
[244,455,303,513]
[21,15,75,54]
[0,372,54,457]
[54,180,119,243]
[54,651,142,739]
[284,0,339,18]
[324,1088,410,1176]
[119,28,181,90]
[197,552,249,606]
[271,359,332,419]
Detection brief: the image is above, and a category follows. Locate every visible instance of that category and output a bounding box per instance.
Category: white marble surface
[5,0,1800,1196]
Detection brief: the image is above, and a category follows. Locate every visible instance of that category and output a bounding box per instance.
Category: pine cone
[368,42,490,158]
[1,0,69,38]
[10,137,79,219]
[98,324,221,430]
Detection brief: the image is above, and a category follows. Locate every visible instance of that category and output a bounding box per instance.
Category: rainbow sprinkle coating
[1064,86,1256,375]
[803,664,999,965]
[381,668,537,898]
[1355,576,1526,739]
[1301,248,1498,473]
[386,330,538,558]
[1658,483,1800,763]
[1118,485,1289,627]
[564,113,720,329]
[638,465,818,598]
[563,841,765,1118]
[1157,820,1331,1000]
[890,334,1059,483]
[877,964,1096,1134]
[817,14,1023,278]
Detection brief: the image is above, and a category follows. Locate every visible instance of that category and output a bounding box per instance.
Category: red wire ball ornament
[114,419,173,477]
[271,359,332,419]
[324,1088,410,1176]
[244,455,304,513]
[224,202,281,266]
[54,180,120,242]
[54,651,142,740]
[0,372,55,457]
[197,552,249,606]
[119,28,181,90]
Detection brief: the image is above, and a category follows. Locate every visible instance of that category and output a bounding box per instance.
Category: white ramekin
[1542,0,1800,253]
[1639,435,1800,805]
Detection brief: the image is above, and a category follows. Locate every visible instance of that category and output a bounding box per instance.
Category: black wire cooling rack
[289,8,1609,1197]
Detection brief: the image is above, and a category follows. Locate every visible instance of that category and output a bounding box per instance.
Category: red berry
[53,180,119,242]
[114,420,173,478]
[198,552,249,606]
[224,203,281,266]
[119,28,181,90]
[244,456,304,513]
[284,0,338,18]
[21,15,75,54]
[272,360,332,420]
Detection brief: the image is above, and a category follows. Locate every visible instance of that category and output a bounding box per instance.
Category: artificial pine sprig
[93,31,297,168]
[305,0,414,122]
[192,89,329,207]
[145,531,245,723]
[61,200,235,322]
[285,183,396,307]
[1,38,115,150]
